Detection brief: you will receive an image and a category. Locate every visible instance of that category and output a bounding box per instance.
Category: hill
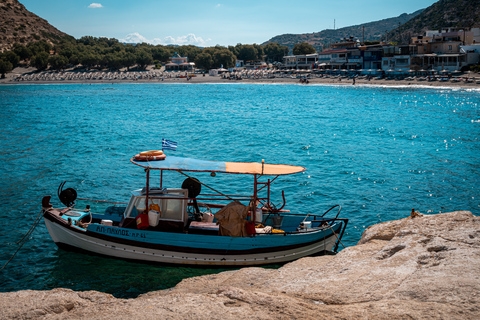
[262,10,424,52]
[386,0,480,44]
[0,0,72,52]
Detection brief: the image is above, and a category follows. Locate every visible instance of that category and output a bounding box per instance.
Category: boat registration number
[92,225,146,239]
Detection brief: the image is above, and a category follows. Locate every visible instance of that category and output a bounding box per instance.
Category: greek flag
[162,139,177,151]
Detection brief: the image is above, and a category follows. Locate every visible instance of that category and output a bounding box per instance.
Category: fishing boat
[41,152,348,266]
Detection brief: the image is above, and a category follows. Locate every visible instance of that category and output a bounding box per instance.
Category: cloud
[120,32,149,44]
[215,4,222,8]
[88,3,103,8]
[120,33,211,47]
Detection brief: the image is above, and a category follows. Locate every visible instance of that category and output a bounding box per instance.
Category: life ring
[139,150,163,156]
[134,153,166,161]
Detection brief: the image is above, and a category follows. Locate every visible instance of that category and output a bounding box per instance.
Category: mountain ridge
[262,10,424,52]
[0,0,72,52]
[386,0,480,43]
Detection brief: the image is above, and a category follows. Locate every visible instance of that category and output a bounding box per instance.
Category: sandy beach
[1,66,480,89]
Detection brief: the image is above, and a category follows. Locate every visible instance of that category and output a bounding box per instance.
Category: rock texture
[1,211,479,319]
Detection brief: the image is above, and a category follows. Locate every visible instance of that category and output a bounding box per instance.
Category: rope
[15,209,44,245]
[326,223,346,250]
[1,209,45,271]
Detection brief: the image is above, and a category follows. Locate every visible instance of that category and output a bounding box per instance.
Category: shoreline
[1,211,479,319]
[2,67,480,89]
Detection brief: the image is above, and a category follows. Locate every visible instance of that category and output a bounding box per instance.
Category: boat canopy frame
[131,156,307,220]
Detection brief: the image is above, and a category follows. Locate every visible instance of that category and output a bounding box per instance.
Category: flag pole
[160,138,163,187]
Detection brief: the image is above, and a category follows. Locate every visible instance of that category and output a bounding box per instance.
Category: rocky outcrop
[1,211,479,319]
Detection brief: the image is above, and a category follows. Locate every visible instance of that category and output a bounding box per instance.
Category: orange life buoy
[134,153,167,161]
[139,150,163,156]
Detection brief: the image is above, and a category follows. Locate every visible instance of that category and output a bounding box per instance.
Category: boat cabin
[121,188,189,232]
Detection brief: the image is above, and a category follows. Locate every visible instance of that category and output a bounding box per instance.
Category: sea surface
[0,83,479,298]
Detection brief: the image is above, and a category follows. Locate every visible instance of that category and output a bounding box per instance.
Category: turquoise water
[0,83,479,298]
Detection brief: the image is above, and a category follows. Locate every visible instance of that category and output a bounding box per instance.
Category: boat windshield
[126,191,188,222]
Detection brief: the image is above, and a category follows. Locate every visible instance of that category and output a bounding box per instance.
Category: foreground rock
[1,211,479,319]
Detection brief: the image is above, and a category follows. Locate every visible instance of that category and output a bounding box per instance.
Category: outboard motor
[58,181,77,207]
[182,177,201,220]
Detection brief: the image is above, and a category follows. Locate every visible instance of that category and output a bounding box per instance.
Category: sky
[20,0,439,47]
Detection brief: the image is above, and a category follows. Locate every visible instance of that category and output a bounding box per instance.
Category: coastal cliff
[1,211,479,319]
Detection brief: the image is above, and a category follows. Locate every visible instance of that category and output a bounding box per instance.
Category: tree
[122,52,136,70]
[151,46,171,62]
[213,48,236,68]
[31,52,50,70]
[69,54,80,66]
[80,53,100,69]
[123,52,135,69]
[103,52,124,70]
[263,42,289,62]
[135,49,153,69]
[292,42,316,55]
[0,59,13,78]
[177,45,202,62]
[4,51,20,68]
[194,52,214,70]
[229,44,241,57]
[253,44,264,60]
[27,40,52,56]
[237,45,257,62]
[13,44,33,61]
[48,55,69,71]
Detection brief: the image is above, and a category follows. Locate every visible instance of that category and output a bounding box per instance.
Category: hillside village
[280,27,480,75]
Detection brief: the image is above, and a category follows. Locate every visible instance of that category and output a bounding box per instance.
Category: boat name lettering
[94,226,146,238]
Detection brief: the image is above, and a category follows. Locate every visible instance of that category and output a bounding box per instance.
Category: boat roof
[131,156,306,175]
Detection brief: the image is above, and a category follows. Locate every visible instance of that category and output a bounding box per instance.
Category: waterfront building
[359,44,383,70]
[280,28,480,74]
[165,54,195,71]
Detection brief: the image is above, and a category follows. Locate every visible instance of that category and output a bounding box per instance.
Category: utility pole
[363,26,365,45]
[334,19,335,30]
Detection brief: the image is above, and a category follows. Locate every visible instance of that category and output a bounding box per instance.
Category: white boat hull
[44,217,340,266]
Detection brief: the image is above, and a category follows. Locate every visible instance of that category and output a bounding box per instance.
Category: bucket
[148,210,160,227]
[202,212,214,223]
[272,215,283,228]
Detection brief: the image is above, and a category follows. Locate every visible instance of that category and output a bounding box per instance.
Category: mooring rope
[1,209,45,271]
[327,223,346,250]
